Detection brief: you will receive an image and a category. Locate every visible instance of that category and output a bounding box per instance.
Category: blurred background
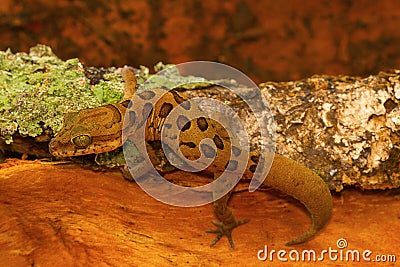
[1,0,399,83]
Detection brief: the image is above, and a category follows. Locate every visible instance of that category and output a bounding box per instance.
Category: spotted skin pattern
[49,67,332,248]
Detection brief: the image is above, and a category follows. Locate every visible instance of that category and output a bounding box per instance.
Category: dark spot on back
[136,155,145,163]
[159,103,173,118]
[177,115,191,131]
[181,142,197,148]
[164,123,172,129]
[249,164,257,173]
[180,101,191,110]
[171,91,191,110]
[121,100,130,108]
[213,135,224,150]
[251,155,259,163]
[128,100,133,108]
[170,90,185,103]
[200,143,216,158]
[225,160,238,171]
[142,103,153,118]
[197,117,208,131]
[139,91,155,100]
[137,102,153,129]
[232,146,241,157]
[168,135,178,140]
[126,111,136,127]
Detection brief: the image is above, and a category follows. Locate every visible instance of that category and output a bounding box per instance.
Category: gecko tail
[285,219,322,246]
[285,191,332,245]
[265,154,333,246]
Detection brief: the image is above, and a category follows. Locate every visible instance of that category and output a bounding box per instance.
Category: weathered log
[1,45,399,191]
[181,72,400,191]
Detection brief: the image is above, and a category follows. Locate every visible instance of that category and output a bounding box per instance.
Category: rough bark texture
[2,63,399,191]
[264,73,400,191]
[182,71,400,191]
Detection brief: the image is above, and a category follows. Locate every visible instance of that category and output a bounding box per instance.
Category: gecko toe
[205,218,250,249]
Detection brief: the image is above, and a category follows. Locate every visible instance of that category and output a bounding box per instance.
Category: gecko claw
[206,218,250,249]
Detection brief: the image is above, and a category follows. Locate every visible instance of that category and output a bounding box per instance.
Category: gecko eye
[71,134,92,148]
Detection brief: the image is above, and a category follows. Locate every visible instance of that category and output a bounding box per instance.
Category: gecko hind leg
[205,193,249,249]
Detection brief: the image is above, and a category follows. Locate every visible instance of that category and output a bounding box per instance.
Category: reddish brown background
[1,0,399,83]
[2,2,400,264]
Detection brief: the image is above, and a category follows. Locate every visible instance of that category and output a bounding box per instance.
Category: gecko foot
[205,218,250,249]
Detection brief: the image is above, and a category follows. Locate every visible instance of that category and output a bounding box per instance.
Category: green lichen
[0,44,125,144]
[92,70,124,104]
[136,62,213,92]
[0,45,233,147]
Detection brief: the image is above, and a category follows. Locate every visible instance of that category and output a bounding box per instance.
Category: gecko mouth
[48,139,79,157]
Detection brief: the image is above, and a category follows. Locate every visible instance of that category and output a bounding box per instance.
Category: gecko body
[49,68,332,248]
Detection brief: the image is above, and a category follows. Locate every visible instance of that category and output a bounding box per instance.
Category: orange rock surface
[0,160,399,266]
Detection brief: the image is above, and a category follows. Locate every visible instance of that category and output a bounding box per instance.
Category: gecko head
[49,105,124,157]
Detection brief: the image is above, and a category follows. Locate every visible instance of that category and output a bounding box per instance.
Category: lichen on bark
[0,44,125,144]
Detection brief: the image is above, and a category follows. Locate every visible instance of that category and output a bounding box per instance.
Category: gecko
[49,67,332,248]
